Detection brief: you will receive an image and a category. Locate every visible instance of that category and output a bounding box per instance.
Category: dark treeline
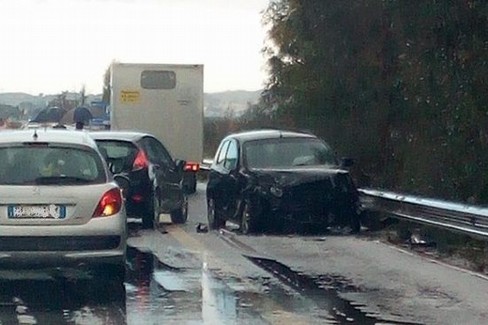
[224,0,487,204]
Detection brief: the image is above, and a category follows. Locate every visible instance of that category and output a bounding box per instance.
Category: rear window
[0,145,106,185]
[95,140,139,173]
[140,70,176,89]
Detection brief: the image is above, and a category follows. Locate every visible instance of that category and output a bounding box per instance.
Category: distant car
[206,129,361,234]
[0,129,127,282]
[90,131,188,228]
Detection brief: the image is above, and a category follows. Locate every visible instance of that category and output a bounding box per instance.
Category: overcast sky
[0,0,270,94]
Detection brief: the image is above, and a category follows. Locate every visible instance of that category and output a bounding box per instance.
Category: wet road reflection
[0,271,126,325]
[201,262,237,324]
[0,236,422,324]
[0,245,267,324]
[125,246,266,324]
[246,256,424,325]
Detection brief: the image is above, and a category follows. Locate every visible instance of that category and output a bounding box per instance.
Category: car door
[221,139,241,221]
[138,136,183,211]
[208,139,241,220]
[207,139,231,216]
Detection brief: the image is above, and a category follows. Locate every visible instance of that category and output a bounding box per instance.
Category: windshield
[0,145,106,185]
[244,138,338,169]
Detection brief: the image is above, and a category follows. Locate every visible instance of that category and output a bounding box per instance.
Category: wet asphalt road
[0,183,487,324]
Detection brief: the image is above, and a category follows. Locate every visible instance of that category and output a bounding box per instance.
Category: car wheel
[207,198,224,230]
[143,191,159,229]
[350,211,361,234]
[183,173,197,194]
[240,200,258,235]
[171,195,188,224]
[190,179,197,193]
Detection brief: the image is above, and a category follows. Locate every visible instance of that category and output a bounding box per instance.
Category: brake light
[132,150,149,171]
[184,161,200,172]
[93,188,123,218]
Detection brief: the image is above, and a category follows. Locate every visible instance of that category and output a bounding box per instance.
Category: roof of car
[89,130,151,142]
[225,129,317,143]
[0,129,97,147]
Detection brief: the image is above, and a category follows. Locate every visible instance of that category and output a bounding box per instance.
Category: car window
[223,140,238,170]
[0,145,105,185]
[215,140,230,167]
[139,137,174,167]
[95,140,139,173]
[244,138,338,169]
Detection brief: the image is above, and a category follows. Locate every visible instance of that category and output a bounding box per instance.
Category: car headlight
[270,185,283,197]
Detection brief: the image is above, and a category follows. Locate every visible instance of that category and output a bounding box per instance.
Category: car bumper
[0,214,127,268]
[0,250,125,269]
[265,193,357,225]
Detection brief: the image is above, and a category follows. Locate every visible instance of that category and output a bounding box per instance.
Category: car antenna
[32,130,38,140]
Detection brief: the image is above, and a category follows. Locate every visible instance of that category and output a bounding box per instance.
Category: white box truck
[109,62,204,193]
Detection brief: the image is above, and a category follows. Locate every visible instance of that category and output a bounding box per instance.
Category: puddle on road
[125,246,266,324]
[126,246,427,324]
[0,272,126,325]
[126,246,342,323]
[246,256,424,325]
[0,244,425,324]
[125,246,416,324]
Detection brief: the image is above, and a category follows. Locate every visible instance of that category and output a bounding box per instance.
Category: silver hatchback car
[0,129,127,282]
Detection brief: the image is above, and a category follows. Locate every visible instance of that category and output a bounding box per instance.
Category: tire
[142,191,159,229]
[183,172,197,194]
[190,179,197,193]
[350,211,361,234]
[171,195,188,224]
[207,198,224,230]
[240,200,258,235]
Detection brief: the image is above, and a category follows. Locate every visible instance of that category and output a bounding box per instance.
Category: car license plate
[8,205,66,219]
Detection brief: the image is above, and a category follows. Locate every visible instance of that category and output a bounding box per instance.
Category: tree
[102,63,112,104]
[260,0,488,201]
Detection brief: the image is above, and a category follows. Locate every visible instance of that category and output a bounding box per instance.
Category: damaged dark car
[206,129,362,234]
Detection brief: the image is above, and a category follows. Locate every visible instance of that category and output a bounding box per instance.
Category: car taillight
[184,161,200,172]
[93,188,123,218]
[132,150,149,171]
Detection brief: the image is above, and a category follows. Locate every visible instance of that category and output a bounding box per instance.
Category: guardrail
[358,188,488,240]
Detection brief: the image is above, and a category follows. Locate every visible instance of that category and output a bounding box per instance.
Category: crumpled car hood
[250,166,351,188]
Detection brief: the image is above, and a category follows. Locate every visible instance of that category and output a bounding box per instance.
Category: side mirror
[341,157,354,168]
[108,158,124,174]
[175,159,186,171]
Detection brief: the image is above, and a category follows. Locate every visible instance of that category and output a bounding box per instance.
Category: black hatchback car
[206,129,361,234]
[90,131,188,228]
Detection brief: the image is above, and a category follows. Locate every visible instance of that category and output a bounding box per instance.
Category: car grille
[283,180,334,213]
[0,236,121,251]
